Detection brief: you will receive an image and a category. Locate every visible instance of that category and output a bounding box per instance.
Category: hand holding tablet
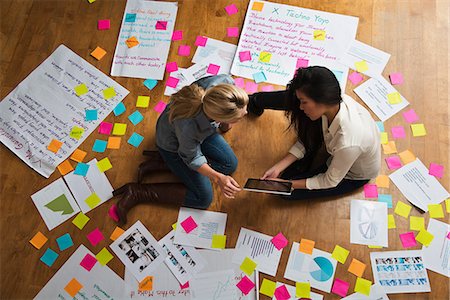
[243,178,293,195]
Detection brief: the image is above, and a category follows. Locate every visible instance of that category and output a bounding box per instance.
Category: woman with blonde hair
[113,75,248,224]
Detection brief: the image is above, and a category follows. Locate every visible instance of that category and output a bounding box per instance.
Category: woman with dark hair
[248,66,380,200]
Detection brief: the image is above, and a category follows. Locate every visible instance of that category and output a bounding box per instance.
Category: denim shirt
[156,74,235,170]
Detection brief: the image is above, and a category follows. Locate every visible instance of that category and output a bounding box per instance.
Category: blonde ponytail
[203,84,249,123]
[168,84,205,123]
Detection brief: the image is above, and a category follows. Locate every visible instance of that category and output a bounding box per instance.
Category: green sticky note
[259,278,276,297]
[240,257,257,276]
[70,126,85,140]
[388,214,396,229]
[331,245,350,264]
[416,229,434,246]
[72,212,90,230]
[136,96,150,108]
[410,216,425,231]
[354,277,372,296]
[96,248,113,265]
[387,92,402,104]
[85,193,101,209]
[428,204,444,218]
[211,234,226,249]
[97,157,112,172]
[112,123,127,135]
[295,282,310,298]
[75,83,88,96]
[395,201,412,218]
[103,87,116,100]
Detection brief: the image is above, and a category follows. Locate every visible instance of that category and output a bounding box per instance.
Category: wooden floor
[1,0,449,299]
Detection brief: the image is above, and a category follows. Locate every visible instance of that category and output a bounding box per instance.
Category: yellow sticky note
[376,175,390,188]
[387,92,402,104]
[97,157,112,172]
[57,160,74,176]
[126,36,139,48]
[416,229,434,246]
[299,238,315,254]
[172,222,177,230]
[88,0,96,3]
[331,245,350,264]
[47,139,63,153]
[112,123,127,135]
[313,30,326,40]
[410,216,425,231]
[75,83,89,96]
[96,248,114,265]
[30,232,48,249]
[70,149,87,163]
[91,46,107,60]
[348,258,366,277]
[136,96,150,108]
[411,123,426,137]
[72,212,90,230]
[295,282,311,298]
[354,60,368,72]
[64,278,83,298]
[240,257,257,276]
[399,149,416,165]
[354,277,372,296]
[138,276,153,291]
[395,201,412,218]
[380,132,388,144]
[445,199,450,213]
[382,141,397,154]
[428,204,444,218]
[252,2,264,11]
[110,226,125,241]
[388,214,396,229]
[107,137,121,149]
[103,87,116,100]
[368,245,383,248]
[211,234,226,249]
[85,193,101,209]
[70,126,85,140]
[259,278,276,297]
[259,51,272,63]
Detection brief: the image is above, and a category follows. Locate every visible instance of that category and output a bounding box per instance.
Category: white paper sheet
[0,44,129,177]
[232,228,282,277]
[34,245,126,299]
[31,178,80,231]
[353,77,409,122]
[422,218,450,278]
[272,282,324,300]
[350,200,388,247]
[163,68,196,96]
[370,250,431,294]
[192,38,237,65]
[190,269,237,300]
[341,283,389,300]
[111,0,178,79]
[389,159,449,212]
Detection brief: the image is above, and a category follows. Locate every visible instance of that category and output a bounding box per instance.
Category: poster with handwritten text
[111,0,178,79]
[0,45,129,178]
[231,0,359,86]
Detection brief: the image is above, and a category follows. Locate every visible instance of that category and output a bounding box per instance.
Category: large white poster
[231,0,358,86]
[111,0,178,79]
[0,44,129,178]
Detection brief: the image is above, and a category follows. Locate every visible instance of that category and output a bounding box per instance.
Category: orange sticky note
[382,141,397,154]
[299,239,315,254]
[126,36,139,48]
[57,160,74,175]
[30,232,48,249]
[110,227,125,241]
[70,149,87,162]
[107,137,121,149]
[64,278,83,298]
[399,149,416,165]
[91,46,107,60]
[252,2,264,11]
[348,258,366,277]
[48,139,63,153]
[138,276,153,291]
[376,175,390,188]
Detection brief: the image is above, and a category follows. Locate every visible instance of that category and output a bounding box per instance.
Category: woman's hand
[217,174,241,198]
[261,164,284,180]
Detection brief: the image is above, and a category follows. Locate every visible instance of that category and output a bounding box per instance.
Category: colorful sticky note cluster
[331,245,350,264]
[91,46,107,60]
[72,212,90,230]
[80,253,97,271]
[299,238,315,254]
[30,232,48,249]
[180,216,197,233]
[395,201,412,218]
[128,133,144,147]
[87,228,104,246]
[240,257,257,276]
[348,258,366,277]
[400,232,417,248]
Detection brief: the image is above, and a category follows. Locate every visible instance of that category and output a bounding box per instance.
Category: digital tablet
[243,178,293,195]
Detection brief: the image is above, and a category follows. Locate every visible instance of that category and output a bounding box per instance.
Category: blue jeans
[157,133,238,209]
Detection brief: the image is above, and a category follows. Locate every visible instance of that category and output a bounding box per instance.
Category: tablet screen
[244,178,292,195]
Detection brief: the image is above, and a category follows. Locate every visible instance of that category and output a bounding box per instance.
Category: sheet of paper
[271,282,323,300]
[231,0,358,86]
[189,269,237,300]
[189,53,233,81]
[34,245,126,299]
[0,45,129,177]
[350,199,388,247]
[173,207,227,250]
[163,68,196,96]
[389,158,449,212]
[111,0,178,79]
[421,218,450,277]
[370,250,431,294]
[31,178,80,231]
[192,37,237,66]
[353,77,409,122]
[341,283,389,300]
[232,228,282,277]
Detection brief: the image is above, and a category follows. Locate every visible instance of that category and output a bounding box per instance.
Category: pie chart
[309,256,334,282]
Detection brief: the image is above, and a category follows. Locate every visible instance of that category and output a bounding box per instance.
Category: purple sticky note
[227,27,239,37]
[391,126,406,139]
[180,216,197,233]
[236,276,255,295]
[225,4,238,15]
[271,232,288,250]
[194,36,208,47]
[386,156,402,170]
[166,62,178,73]
[245,81,258,94]
[296,58,309,69]
[274,285,291,300]
[239,51,252,62]
[108,204,119,222]
[154,101,167,113]
[172,30,183,41]
[207,64,220,75]
[429,163,444,178]
[87,228,104,247]
[389,72,404,85]
[155,20,167,30]
[402,109,419,123]
[166,76,180,88]
[364,184,378,198]
[234,77,245,88]
[98,19,110,30]
[261,85,275,92]
[178,45,191,56]
[80,253,97,271]
[400,232,417,248]
[332,278,350,297]
[98,122,113,135]
[348,72,364,85]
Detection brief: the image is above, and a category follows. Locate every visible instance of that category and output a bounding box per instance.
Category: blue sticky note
[125,13,136,22]
[56,233,74,251]
[332,70,344,83]
[92,139,108,153]
[74,162,90,176]
[378,194,393,208]
[128,111,144,126]
[86,109,98,121]
[113,102,126,116]
[144,79,158,90]
[128,133,144,147]
[376,121,384,132]
[40,248,59,267]
[252,71,267,83]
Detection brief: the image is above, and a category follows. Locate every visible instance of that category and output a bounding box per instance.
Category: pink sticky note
[155,20,167,30]
[194,36,208,47]
[178,45,191,56]
[245,81,258,94]
[234,77,245,88]
[271,232,288,250]
[166,62,178,73]
[207,64,220,75]
[429,163,444,178]
[98,19,110,30]
[400,232,417,248]
[364,184,378,198]
[447,232,450,240]
[239,51,252,62]
[402,109,419,123]
[391,126,406,139]
[296,58,309,69]
[261,85,275,92]
[227,27,239,37]
[386,156,402,170]
[180,281,189,289]
[348,72,364,85]
[98,122,113,135]
[274,285,291,300]
[166,76,180,88]
[154,101,167,113]
[172,30,183,41]
[87,228,105,247]
[389,72,404,85]
[332,278,350,297]
[80,253,98,271]
[225,4,238,15]
[236,276,255,295]
[108,204,119,222]
[180,216,197,233]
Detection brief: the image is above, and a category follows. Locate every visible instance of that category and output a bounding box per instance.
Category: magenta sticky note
[154,101,167,113]
[207,64,220,75]
[180,281,189,289]
[80,253,98,271]
[166,76,180,88]
[98,19,110,30]
[429,163,444,178]
[178,45,191,56]
[261,85,275,92]
[172,30,183,41]
[180,216,197,233]
[87,228,105,247]
[166,62,178,73]
[236,276,255,295]
[274,284,291,300]
[332,278,350,297]
[194,36,208,47]
[227,27,239,37]
[98,122,113,135]
[389,72,404,85]
[245,81,258,94]
[271,232,288,250]
[348,72,364,85]
[239,51,252,62]
[391,126,406,139]
[155,20,167,30]
[108,204,119,222]
[386,156,402,170]
[364,184,378,198]
[402,109,419,123]
[234,77,245,88]
[296,58,309,69]
[447,232,450,239]
[225,4,238,15]
[400,232,417,248]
